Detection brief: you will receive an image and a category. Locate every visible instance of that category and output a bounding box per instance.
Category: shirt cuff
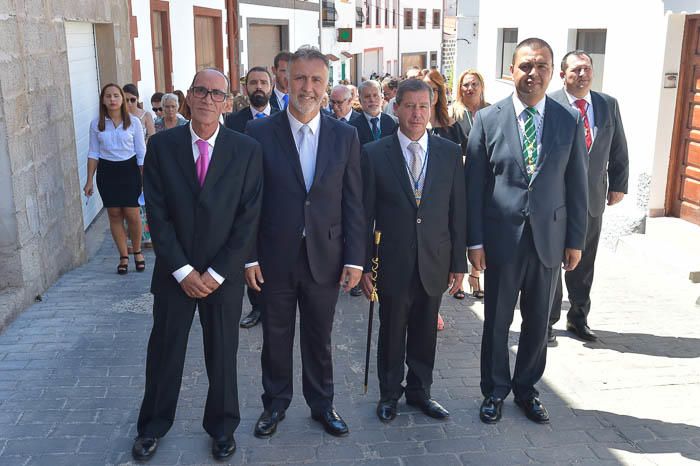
[245,262,259,268]
[207,267,225,285]
[344,264,364,270]
[468,245,484,250]
[172,264,194,283]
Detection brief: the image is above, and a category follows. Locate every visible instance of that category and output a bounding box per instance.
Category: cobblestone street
[0,219,699,466]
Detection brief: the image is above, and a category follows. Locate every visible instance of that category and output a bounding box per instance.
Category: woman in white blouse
[83,83,147,275]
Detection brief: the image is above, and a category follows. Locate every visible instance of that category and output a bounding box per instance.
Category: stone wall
[0,0,132,330]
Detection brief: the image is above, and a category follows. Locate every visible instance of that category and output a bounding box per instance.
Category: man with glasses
[133,68,263,462]
[150,92,164,119]
[329,84,360,122]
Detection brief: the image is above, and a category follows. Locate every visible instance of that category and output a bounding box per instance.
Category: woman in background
[154,93,188,132]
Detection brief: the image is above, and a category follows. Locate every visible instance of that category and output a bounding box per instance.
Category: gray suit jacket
[465,95,589,268]
[549,89,629,217]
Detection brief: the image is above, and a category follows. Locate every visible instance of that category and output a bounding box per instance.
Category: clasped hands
[245,265,362,292]
[180,270,220,298]
[468,247,582,272]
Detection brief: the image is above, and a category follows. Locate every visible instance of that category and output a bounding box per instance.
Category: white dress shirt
[339,109,355,122]
[273,87,287,109]
[397,128,429,174]
[383,97,396,117]
[250,103,272,119]
[563,89,596,140]
[364,112,382,133]
[88,115,147,165]
[171,124,225,285]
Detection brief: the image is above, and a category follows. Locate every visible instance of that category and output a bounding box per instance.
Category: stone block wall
[0,0,132,330]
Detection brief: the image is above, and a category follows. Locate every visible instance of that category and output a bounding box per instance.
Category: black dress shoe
[240,307,262,328]
[254,409,285,438]
[547,326,558,345]
[350,285,363,297]
[514,397,550,424]
[311,408,349,436]
[376,400,397,422]
[406,398,449,419]
[566,322,598,341]
[211,435,236,460]
[132,436,158,461]
[479,396,503,424]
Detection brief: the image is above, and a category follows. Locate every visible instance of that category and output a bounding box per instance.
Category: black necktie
[370,117,380,140]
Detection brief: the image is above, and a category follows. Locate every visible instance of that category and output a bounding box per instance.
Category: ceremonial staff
[364,230,381,394]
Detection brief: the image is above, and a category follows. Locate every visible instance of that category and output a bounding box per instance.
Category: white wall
[399,0,443,72]
[453,0,479,95]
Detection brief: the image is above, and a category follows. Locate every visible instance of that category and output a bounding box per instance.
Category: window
[366,1,371,26]
[376,0,381,26]
[355,6,364,27]
[393,0,398,27]
[498,28,518,79]
[418,9,426,29]
[430,51,437,68]
[385,0,389,27]
[150,1,173,92]
[576,29,607,91]
[322,0,337,28]
[404,8,413,29]
[193,7,223,71]
[432,9,441,29]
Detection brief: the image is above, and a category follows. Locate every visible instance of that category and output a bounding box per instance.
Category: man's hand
[607,191,624,206]
[245,265,264,291]
[468,248,487,271]
[360,272,373,299]
[563,248,582,271]
[339,267,362,292]
[447,272,465,295]
[200,271,221,294]
[180,270,214,298]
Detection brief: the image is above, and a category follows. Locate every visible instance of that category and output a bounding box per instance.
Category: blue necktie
[282,94,289,110]
[255,112,265,119]
[370,117,380,140]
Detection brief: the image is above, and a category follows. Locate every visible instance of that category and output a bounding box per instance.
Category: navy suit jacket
[224,105,279,134]
[465,96,589,268]
[349,112,398,146]
[245,110,366,285]
[334,109,361,123]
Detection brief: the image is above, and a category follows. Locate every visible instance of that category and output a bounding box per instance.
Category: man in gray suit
[547,50,629,343]
[466,38,588,425]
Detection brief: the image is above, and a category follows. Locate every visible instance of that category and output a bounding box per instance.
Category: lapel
[311,115,334,189]
[531,97,556,183]
[499,99,529,181]
[385,134,419,208]
[589,91,608,153]
[380,113,395,136]
[359,115,372,141]
[273,112,306,190]
[174,124,200,195]
[200,126,235,198]
[419,134,440,204]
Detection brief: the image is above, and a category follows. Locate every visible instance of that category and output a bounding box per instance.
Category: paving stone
[401,453,462,466]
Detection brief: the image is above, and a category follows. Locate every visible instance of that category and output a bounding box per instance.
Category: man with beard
[245,47,365,438]
[224,66,277,329]
[270,51,291,111]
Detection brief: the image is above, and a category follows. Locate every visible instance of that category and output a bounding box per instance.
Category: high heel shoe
[117,256,129,275]
[468,274,484,299]
[133,251,146,272]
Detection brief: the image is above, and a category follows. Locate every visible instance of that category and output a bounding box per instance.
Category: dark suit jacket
[270,88,285,111]
[245,111,366,285]
[144,123,263,304]
[334,110,361,122]
[465,96,589,268]
[349,112,398,146]
[549,89,629,217]
[363,134,467,296]
[224,105,279,134]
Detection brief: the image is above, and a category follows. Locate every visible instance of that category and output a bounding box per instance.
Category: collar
[250,103,272,118]
[364,111,381,123]
[564,89,592,107]
[274,87,287,102]
[397,129,429,154]
[512,93,546,118]
[287,108,321,135]
[341,109,354,121]
[190,123,220,147]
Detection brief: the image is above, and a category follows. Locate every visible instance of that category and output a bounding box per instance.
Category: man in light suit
[466,38,588,425]
[548,50,629,343]
[330,84,361,122]
[134,69,263,462]
[245,47,365,438]
[361,79,466,422]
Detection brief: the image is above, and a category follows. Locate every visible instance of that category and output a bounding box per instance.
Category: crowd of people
[82,38,629,463]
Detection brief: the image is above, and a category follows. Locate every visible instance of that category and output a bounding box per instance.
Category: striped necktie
[522,107,538,178]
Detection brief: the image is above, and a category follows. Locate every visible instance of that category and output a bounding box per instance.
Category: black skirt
[96,157,141,208]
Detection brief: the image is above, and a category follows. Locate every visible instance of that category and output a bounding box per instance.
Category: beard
[291,93,320,115]
[249,91,270,108]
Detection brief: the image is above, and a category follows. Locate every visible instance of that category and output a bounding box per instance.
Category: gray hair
[289,46,329,69]
[358,80,382,101]
[160,93,179,107]
[331,85,352,100]
[381,76,399,89]
[395,79,433,105]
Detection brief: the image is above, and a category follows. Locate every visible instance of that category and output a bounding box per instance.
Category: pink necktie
[574,99,592,151]
[195,139,209,187]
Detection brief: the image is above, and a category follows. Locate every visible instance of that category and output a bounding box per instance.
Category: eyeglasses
[330,99,349,106]
[127,97,138,103]
[190,86,228,102]
[152,107,163,112]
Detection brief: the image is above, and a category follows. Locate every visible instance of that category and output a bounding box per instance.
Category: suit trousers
[260,240,340,415]
[549,213,603,327]
[377,265,442,402]
[137,289,243,438]
[481,222,560,400]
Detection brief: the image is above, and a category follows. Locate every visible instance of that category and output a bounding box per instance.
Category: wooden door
[667,15,700,225]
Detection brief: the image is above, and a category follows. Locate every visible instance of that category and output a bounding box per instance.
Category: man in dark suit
[134,69,263,462]
[224,66,278,328]
[330,84,361,122]
[466,38,588,425]
[245,48,365,438]
[270,51,291,111]
[350,79,398,145]
[361,79,466,422]
[547,50,629,343]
